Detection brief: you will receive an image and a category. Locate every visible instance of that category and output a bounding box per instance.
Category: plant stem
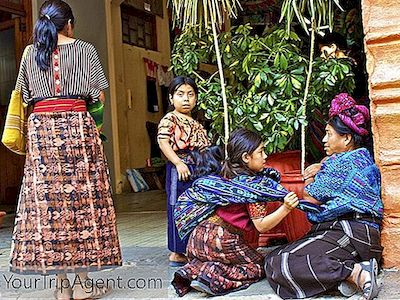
[301,18,316,174]
[211,20,230,156]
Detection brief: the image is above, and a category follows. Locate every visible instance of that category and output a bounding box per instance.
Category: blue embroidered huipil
[305,148,383,228]
[174,168,321,239]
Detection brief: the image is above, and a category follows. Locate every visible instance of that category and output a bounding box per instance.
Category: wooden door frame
[0,0,32,208]
[0,0,32,65]
[105,0,123,194]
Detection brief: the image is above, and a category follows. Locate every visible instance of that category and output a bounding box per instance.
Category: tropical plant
[170,24,355,154]
[169,0,242,150]
[280,0,344,171]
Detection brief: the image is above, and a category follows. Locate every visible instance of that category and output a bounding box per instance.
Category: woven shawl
[174,171,320,239]
[305,148,383,223]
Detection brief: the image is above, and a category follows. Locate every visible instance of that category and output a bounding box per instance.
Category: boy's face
[320,43,337,59]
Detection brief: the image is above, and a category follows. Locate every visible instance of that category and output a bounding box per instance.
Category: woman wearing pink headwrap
[265,93,383,300]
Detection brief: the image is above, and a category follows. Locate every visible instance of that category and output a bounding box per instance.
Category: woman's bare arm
[158,139,191,181]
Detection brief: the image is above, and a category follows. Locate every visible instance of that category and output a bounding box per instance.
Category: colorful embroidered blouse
[217,202,269,233]
[305,148,383,225]
[157,112,210,151]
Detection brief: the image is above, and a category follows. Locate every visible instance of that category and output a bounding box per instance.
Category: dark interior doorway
[0,0,32,211]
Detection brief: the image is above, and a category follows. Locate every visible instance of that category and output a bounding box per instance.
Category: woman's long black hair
[34,0,74,71]
[190,146,224,180]
[221,128,263,179]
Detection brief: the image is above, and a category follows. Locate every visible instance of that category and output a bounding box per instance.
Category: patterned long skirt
[265,220,383,299]
[172,219,265,296]
[10,111,122,275]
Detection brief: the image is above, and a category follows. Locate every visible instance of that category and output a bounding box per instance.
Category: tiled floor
[117,211,167,247]
[114,190,167,248]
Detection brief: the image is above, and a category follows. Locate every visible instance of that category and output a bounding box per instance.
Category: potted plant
[169,0,351,243]
[171,23,355,243]
[171,24,355,154]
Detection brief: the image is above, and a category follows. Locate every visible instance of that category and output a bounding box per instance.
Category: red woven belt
[33,99,87,113]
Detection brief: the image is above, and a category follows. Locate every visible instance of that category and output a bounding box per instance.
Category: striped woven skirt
[172,219,265,296]
[264,220,383,299]
[10,110,122,274]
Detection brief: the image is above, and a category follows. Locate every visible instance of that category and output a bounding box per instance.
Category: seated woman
[265,93,383,300]
[172,128,300,296]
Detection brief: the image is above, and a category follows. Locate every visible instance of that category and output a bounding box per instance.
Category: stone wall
[362,0,400,268]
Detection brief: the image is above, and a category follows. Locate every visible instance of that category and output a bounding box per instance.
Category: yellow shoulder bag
[1,46,31,155]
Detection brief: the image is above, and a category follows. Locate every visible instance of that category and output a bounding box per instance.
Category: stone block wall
[362,0,400,267]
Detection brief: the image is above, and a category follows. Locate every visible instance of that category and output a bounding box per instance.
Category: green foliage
[170,25,355,154]
[309,57,356,112]
[280,0,344,34]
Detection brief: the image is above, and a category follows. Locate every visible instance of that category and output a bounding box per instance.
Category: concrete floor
[0,190,398,299]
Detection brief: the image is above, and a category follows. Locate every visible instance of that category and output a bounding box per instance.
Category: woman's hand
[158,140,191,181]
[304,163,322,181]
[283,192,299,211]
[176,161,191,181]
[99,91,106,104]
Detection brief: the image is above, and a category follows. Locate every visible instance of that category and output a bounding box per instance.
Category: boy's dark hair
[317,32,347,50]
[34,0,75,71]
[190,146,224,180]
[168,76,199,98]
[221,128,263,179]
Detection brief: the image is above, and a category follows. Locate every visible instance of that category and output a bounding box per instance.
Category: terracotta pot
[265,150,302,173]
[258,151,312,246]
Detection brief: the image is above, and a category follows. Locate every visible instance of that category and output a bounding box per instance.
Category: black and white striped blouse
[16,39,109,104]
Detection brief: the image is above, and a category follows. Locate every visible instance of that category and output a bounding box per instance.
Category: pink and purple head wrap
[328,93,370,136]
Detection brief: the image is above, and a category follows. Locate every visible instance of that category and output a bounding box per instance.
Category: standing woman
[9,1,121,299]
[158,76,210,266]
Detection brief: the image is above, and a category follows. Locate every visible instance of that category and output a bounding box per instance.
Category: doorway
[0,0,32,210]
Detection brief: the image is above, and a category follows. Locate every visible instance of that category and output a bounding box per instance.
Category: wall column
[362,0,400,268]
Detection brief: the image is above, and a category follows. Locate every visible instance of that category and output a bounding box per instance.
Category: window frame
[121,4,157,51]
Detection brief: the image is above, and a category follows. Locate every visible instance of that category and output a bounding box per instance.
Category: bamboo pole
[301,17,316,174]
[211,20,230,155]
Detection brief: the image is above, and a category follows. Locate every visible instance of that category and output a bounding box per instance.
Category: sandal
[54,286,73,300]
[357,258,380,300]
[72,279,111,300]
[169,261,187,267]
[338,280,358,297]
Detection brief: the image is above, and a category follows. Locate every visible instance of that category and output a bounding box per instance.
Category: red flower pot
[258,151,312,246]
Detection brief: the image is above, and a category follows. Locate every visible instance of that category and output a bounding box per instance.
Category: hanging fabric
[157,65,173,114]
[143,58,159,113]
